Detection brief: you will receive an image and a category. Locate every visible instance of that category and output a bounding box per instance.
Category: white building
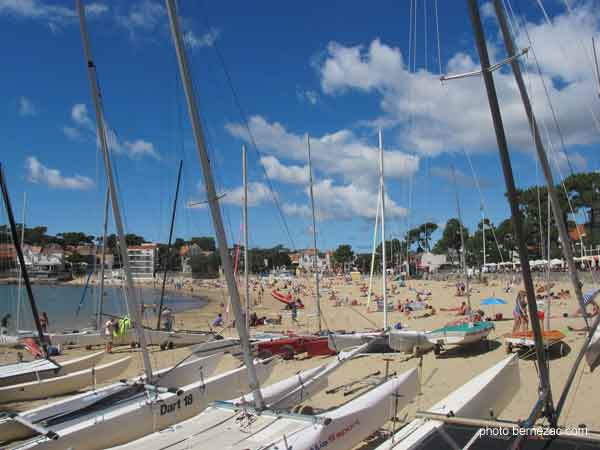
[290,249,332,273]
[417,252,447,272]
[127,243,158,281]
[20,245,65,276]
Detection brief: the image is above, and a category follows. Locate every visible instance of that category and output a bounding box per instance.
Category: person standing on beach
[290,301,298,324]
[162,307,174,331]
[40,312,49,333]
[513,291,528,333]
[104,318,116,353]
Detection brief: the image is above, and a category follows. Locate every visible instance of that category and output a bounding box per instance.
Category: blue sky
[1,0,598,253]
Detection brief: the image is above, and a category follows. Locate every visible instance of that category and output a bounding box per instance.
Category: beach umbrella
[481,297,507,317]
[481,297,507,306]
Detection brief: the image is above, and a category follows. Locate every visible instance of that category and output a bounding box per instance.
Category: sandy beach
[1,274,598,449]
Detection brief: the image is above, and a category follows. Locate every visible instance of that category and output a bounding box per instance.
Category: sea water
[0,284,206,333]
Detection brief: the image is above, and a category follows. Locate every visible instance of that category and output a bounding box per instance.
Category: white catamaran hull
[388,329,434,354]
[0,352,105,387]
[0,352,224,445]
[372,354,520,449]
[49,329,213,349]
[0,356,131,403]
[0,334,19,348]
[327,331,387,352]
[426,326,493,347]
[110,367,419,450]
[8,358,275,450]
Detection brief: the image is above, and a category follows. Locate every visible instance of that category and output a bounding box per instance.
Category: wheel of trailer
[160,343,167,351]
[506,342,513,354]
[214,334,224,340]
[299,405,314,415]
[168,341,174,350]
[433,343,441,356]
[257,349,273,360]
[85,345,92,350]
[281,344,295,360]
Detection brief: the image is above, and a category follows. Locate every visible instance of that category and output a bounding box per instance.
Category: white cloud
[316,5,600,159]
[0,1,108,29]
[117,0,164,33]
[85,3,108,17]
[62,126,81,140]
[188,181,272,208]
[430,166,493,188]
[283,178,406,221]
[123,139,160,160]
[71,103,94,131]
[225,115,419,188]
[25,156,93,190]
[18,96,36,117]
[260,156,309,185]
[184,28,219,49]
[65,103,160,160]
[297,89,319,105]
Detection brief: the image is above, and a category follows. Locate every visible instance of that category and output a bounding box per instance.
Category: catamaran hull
[9,359,274,450]
[108,367,418,450]
[0,352,105,387]
[0,356,131,404]
[0,353,224,445]
[0,334,19,348]
[49,329,213,349]
[372,354,520,449]
[426,324,495,348]
[388,330,434,353]
[327,332,388,353]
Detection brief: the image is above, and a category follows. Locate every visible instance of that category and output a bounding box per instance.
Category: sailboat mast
[307,136,322,333]
[0,165,49,355]
[379,128,388,330]
[157,160,183,330]
[491,0,600,422]
[467,0,555,426]
[76,0,153,381]
[97,187,109,331]
[16,192,26,333]
[481,208,486,269]
[491,0,587,326]
[243,145,250,332]
[165,0,265,409]
[367,189,381,310]
[451,166,471,312]
[546,194,551,330]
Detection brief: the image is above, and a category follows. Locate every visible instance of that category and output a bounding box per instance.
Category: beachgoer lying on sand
[457,301,470,316]
[445,311,483,327]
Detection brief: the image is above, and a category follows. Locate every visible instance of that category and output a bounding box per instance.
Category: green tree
[332,244,354,271]
[190,253,221,278]
[190,237,216,252]
[432,218,469,263]
[57,232,94,246]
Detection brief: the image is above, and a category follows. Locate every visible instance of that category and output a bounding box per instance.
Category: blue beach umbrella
[481,297,507,306]
[480,297,507,318]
